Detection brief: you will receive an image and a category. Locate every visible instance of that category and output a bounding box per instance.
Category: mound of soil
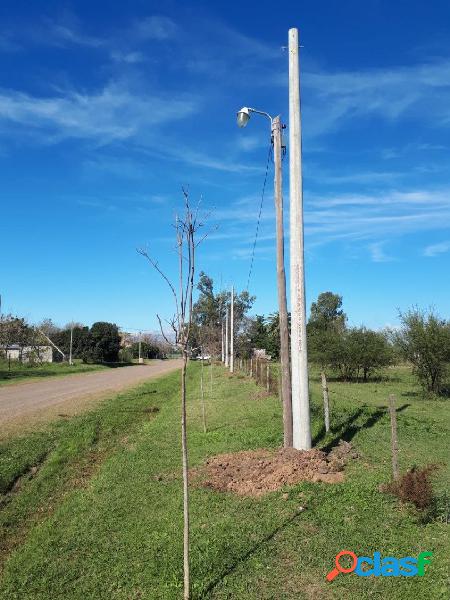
[193,441,357,497]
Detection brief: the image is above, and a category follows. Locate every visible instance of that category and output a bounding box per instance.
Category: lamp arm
[247,107,274,124]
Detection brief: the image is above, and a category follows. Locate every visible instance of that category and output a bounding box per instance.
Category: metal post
[272,115,293,447]
[288,27,311,450]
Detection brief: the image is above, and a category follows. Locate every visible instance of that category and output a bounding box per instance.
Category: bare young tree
[139,190,204,600]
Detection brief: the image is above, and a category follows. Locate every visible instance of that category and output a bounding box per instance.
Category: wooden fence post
[266,363,270,393]
[388,394,399,481]
[321,371,330,433]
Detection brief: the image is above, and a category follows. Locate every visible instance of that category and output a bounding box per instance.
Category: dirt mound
[193,441,357,497]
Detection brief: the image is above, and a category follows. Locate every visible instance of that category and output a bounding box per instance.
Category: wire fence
[234,357,280,397]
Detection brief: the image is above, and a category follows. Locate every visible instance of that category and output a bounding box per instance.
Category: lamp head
[237,107,250,128]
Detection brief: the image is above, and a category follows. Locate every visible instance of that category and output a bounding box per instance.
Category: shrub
[384,464,438,510]
[395,308,450,394]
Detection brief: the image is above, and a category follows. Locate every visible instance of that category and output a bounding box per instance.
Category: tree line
[0,316,171,364]
[189,274,450,396]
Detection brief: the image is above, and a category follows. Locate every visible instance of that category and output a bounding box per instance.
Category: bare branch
[138,248,180,322]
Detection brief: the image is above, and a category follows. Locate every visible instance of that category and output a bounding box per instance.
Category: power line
[246,140,273,291]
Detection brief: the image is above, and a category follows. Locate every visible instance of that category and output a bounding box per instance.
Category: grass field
[0,363,448,599]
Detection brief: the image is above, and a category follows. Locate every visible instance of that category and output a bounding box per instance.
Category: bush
[383,465,438,510]
[309,327,394,381]
[395,308,450,394]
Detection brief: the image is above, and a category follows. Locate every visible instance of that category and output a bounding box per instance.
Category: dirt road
[0,360,181,435]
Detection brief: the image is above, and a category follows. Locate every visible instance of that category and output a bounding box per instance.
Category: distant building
[119,332,133,348]
[5,345,53,363]
[252,348,271,360]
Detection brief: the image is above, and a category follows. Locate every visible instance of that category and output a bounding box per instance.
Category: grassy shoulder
[0,360,111,387]
[0,364,448,599]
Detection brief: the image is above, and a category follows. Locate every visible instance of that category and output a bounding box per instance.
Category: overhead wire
[246,139,273,291]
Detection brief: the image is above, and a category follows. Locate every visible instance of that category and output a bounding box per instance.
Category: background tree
[52,325,90,362]
[395,308,450,394]
[342,327,394,382]
[82,322,121,363]
[191,271,254,358]
[0,314,35,361]
[309,291,346,333]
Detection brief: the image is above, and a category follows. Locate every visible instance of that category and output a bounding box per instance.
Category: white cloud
[133,16,177,41]
[423,241,450,257]
[48,23,104,48]
[301,187,450,252]
[0,82,199,144]
[297,59,450,138]
[368,241,393,263]
[110,51,144,64]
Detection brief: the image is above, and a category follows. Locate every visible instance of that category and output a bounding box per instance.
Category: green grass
[0,360,112,387]
[0,364,448,599]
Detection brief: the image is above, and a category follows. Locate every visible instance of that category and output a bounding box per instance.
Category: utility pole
[230,285,234,373]
[138,331,143,364]
[221,321,224,363]
[272,116,293,447]
[288,27,311,450]
[69,324,73,366]
[225,301,229,367]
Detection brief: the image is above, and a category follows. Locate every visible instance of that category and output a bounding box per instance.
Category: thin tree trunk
[200,354,206,433]
[209,358,213,396]
[321,371,330,433]
[181,353,190,599]
[388,393,399,481]
[266,363,270,393]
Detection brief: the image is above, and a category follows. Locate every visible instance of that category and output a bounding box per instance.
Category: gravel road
[0,360,181,432]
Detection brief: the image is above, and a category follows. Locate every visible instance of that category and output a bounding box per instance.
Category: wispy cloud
[47,22,104,48]
[132,16,177,41]
[0,82,199,144]
[298,59,450,138]
[368,241,393,263]
[423,241,450,257]
[303,187,450,253]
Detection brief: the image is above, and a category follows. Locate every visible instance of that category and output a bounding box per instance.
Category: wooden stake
[321,371,330,433]
[388,394,399,481]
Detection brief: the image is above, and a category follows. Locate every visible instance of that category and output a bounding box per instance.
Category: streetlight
[236,105,293,447]
[236,106,272,128]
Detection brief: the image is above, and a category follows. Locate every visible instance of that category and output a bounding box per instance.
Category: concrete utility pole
[230,285,234,373]
[69,324,73,366]
[288,27,311,450]
[138,331,144,364]
[272,116,293,447]
[221,321,224,363]
[225,302,229,367]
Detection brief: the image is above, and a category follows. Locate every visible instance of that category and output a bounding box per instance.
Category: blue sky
[1,0,449,332]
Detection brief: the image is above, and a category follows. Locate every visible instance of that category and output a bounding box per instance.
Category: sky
[1,0,449,333]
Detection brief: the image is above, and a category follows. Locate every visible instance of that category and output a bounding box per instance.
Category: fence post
[321,371,330,433]
[388,394,399,481]
[266,363,270,393]
[250,358,253,378]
